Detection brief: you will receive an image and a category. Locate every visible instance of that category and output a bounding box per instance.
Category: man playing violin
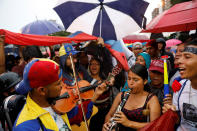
[13,58,107,131]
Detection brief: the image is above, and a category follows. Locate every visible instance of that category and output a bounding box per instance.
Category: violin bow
[69,54,89,131]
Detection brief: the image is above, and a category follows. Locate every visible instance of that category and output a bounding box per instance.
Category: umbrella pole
[69,54,89,131]
[99,3,103,38]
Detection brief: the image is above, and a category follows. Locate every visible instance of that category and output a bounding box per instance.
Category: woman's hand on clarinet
[102,122,112,131]
[113,111,130,127]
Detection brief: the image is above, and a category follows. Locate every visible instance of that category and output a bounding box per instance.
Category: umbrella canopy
[21,20,64,35]
[142,0,197,33]
[123,34,149,40]
[54,0,149,41]
[166,39,182,48]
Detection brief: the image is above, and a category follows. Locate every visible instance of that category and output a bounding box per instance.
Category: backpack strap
[177,80,188,111]
[37,117,44,131]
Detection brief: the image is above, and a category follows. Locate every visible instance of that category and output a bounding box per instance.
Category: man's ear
[144,79,148,85]
[36,86,47,96]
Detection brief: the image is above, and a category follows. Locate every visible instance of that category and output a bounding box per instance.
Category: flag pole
[161,55,169,98]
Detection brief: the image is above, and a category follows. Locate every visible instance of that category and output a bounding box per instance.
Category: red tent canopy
[142,0,197,33]
[0,29,97,46]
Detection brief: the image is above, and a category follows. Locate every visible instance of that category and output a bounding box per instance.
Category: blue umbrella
[21,20,64,35]
[54,0,149,41]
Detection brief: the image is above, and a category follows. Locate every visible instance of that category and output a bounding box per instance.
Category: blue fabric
[67,101,93,120]
[54,2,97,29]
[138,52,151,69]
[105,40,124,53]
[63,44,79,56]
[92,7,117,40]
[15,59,39,95]
[121,81,130,92]
[13,118,52,131]
[59,55,77,86]
[59,54,93,86]
[105,0,149,26]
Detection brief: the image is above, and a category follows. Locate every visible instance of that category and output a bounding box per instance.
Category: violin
[52,80,100,114]
[52,64,122,114]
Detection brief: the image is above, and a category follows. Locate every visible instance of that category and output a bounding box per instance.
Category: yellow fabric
[71,105,98,131]
[16,94,71,131]
[59,45,67,57]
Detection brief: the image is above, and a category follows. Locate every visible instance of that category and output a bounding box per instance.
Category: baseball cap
[0,72,21,92]
[59,44,79,57]
[15,58,62,95]
[133,42,143,49]
[149,59,164,73]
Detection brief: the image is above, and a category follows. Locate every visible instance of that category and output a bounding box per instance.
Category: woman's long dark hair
[129,64,150,92]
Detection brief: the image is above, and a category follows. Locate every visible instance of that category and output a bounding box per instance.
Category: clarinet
[108,89,131,131]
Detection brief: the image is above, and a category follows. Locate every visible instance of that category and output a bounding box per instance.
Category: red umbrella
[123,34,150,43]
[142,0,197,33]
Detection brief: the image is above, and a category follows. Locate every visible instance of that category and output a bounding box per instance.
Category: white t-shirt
[173,80,197,131]
[43,107,70,131]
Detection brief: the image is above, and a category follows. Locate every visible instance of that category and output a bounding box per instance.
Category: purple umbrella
[21,20,64,35]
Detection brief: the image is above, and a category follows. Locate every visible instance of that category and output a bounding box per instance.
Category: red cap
[146,39,158,49]
[149,59,164,73]
[15,58,62,94]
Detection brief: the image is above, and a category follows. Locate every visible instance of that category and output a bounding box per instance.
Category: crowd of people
[0,32,197,131]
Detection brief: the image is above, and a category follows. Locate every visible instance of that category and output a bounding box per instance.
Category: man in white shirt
[163,38,197,131]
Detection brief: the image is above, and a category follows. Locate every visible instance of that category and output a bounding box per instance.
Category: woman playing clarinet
[103,64,161,131]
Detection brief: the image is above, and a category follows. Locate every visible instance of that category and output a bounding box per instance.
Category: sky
[0,0,162,33]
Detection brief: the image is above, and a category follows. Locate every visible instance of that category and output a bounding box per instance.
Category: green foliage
[170,0,192,5]
[48,31,71,37]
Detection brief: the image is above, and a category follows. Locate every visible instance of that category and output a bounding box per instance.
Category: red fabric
[139,110,179,131]
[0,29,97,46]
[104,43,129,71]
[69,100,92,125]
[141,0,197,33]
[172,80,182,93]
